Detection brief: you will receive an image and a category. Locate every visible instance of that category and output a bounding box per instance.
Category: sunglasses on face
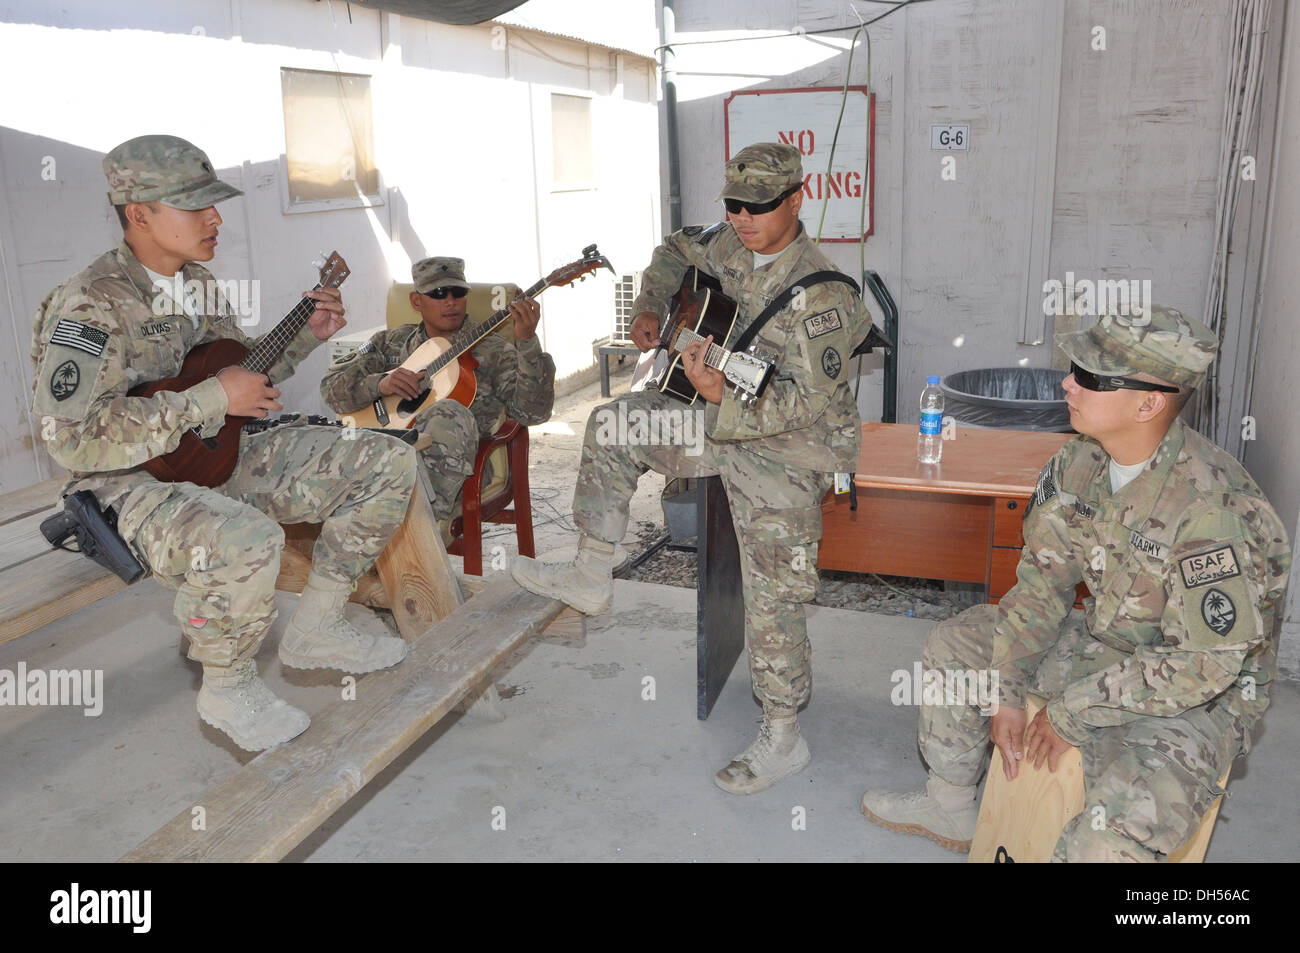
[723,185,802,217]
[424,287,468,300]
[1069,362,1180,393]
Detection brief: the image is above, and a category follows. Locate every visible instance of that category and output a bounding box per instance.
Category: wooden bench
[0,473,582,862]
[969,696,1230,863]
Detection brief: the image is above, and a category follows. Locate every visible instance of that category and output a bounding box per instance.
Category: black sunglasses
[724,184,802,216]
[1070,362,1180,394]
[424,287,468,300]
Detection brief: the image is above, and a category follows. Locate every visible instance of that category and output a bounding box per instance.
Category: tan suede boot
[197,658,310,751]
[280,571,408,673]
[510,535,618,615]
[860,773,979,852]
[713,706,811,795]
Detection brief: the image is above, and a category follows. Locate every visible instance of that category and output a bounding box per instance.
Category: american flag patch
[49,319,109,357]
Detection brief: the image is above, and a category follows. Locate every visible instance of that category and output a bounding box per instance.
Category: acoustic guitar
[346,244,614,430]
[129,251,351,488]
[631,267,776,406]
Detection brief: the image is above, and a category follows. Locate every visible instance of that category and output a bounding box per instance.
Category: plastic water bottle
[918,375,944,464]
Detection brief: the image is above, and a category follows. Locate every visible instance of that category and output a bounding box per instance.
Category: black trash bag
[941,367,1073,432]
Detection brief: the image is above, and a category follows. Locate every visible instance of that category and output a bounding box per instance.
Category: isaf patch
[1200,588,1237,636]
[821,347,842,379]
[49,360,80,401]
[1179,545,1241,588]
[49,319,109,357]
[804,308,843,339]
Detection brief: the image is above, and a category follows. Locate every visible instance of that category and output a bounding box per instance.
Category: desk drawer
[992,496,1029,549]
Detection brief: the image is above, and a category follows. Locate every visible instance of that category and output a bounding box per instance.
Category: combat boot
[197,658,310,751]
[510,535,618,615]
[860,774,979,852]
[713,706,811,795]
[280,570,408,673]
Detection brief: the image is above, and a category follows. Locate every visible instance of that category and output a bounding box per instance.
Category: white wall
[668,0,1236,425]
[0,0,660,492]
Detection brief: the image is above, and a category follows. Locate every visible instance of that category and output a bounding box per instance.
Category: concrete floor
[0,576,1296,862]
[2,369,1296,862]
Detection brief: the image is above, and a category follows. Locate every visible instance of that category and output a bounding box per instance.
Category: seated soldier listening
[320,257,556,524]
[861,306,1291,861]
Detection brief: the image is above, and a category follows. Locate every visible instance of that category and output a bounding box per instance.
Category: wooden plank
[374,475,464,641]
[0,549,125,646]
[0,509,62,572]
[853,423,1070,497]
[120,578,566,863]
[819,488,992,583]
[0,477,63,527]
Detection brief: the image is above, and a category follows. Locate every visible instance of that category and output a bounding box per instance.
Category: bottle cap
[927,375,940,385]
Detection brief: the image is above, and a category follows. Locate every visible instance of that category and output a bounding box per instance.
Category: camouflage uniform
[574,146,871,709]
[917,308,1291,861]
[320,326,555,521]
[30,138,415,668]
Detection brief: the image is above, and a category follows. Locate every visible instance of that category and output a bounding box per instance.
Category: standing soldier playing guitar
[513,142,874,794]
[319,256,555,522]
[29,135,415,752]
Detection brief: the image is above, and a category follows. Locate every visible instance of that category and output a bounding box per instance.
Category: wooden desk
[818,423,1079,602]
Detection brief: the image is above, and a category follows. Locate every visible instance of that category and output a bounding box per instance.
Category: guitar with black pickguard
[631,267,776,405]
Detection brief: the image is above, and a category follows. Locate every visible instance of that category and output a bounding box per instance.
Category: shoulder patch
[1024,463,1058,520]
[1200,588,1237,636]
[358,340,374,355]
[1179,545,1241,589]
[49,359,81,401]
[804,308,842,339]
[50,319,109,357]
[820,346,842,379]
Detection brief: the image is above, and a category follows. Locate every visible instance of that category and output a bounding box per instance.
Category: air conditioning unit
[611,272,642,345]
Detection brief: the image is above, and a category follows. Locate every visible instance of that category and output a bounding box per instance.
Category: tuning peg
[311,254,325,270]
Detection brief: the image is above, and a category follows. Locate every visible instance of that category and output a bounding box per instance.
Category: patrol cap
[1055,304,1218,390]
[717,142,804,203]
[104,135,243,210]
[413,256,470,294]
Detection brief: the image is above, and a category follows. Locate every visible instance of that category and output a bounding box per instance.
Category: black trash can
[941,367,1073,432]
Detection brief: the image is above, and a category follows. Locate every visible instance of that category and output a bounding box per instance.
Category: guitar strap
[730,271,862,354]
[729,269,867,511]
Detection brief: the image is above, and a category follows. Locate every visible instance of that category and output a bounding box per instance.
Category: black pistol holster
[40,490,147,584]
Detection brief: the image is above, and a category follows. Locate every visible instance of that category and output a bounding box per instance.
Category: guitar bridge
[190,425,219,450]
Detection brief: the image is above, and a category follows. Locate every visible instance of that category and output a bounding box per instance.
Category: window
[551,93,594,190]
[280,68,381,211]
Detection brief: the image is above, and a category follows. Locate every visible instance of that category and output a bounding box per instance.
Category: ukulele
[346,244,615,430]
[631,267,776,405]
[128,251,351,488]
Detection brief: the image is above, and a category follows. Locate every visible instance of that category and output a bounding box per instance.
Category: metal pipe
[662,0,682,231]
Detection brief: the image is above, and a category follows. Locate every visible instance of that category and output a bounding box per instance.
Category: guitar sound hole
[397,389,431,415]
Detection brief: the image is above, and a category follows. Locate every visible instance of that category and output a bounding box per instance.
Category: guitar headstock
[724,348,775,405]
[545,244,616,289]
[312,250,350,290]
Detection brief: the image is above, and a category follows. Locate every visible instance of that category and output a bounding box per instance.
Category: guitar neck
[422,277,549,375]
[672,326,731,370]
[239,286,323,375]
